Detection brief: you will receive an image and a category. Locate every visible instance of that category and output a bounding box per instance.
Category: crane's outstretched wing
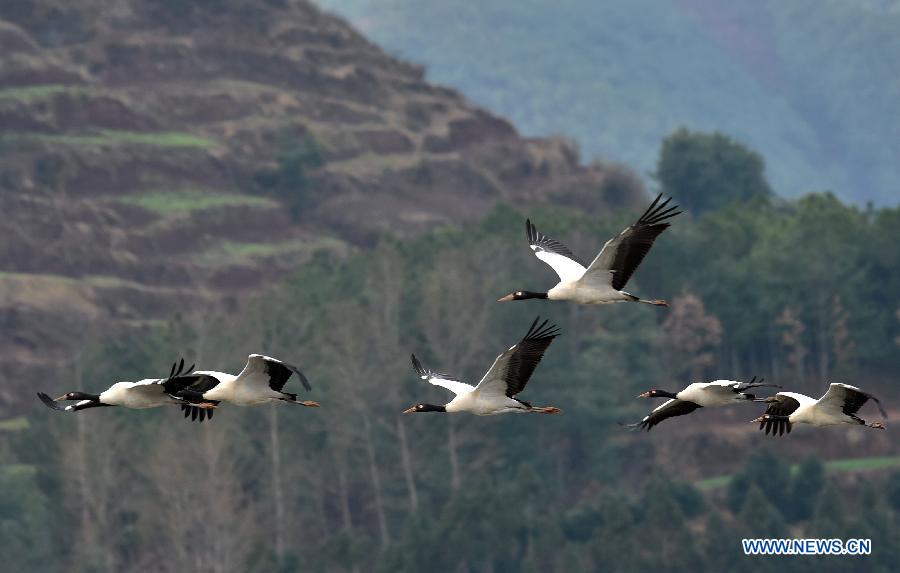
[36,392,110,412]
[233,354,312,392]
[473,317,560,399]
[622,399,702,432]
[582,194,681,290]
[526,219,587,283]
[410,354,475,396]
[707,376,780,398]
[817,383,887,419]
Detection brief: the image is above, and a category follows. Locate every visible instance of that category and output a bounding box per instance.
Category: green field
[8,129,215,149]
[696,455,900,491]
[0,417,29,432]
[0,84,92,102]
[193,236,347,266]
[113,189,278,215]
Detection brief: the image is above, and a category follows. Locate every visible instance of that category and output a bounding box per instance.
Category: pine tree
[728,450,791,515]
[786,457,824,522]
[739,484,787,538]
[810,483,847,538]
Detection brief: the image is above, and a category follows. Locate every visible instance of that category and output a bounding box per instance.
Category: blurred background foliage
[1,0,899,570]
[3,130,899,571]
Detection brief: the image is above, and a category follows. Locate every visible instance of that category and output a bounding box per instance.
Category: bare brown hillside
[0,0,640,414]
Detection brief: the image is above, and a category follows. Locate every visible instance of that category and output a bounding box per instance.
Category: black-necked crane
[625,377,777,431]
[752,383,887,436]
[498,194,681,305]
[404,317,562,416]
[171,354,319,409]
[36,359,217,422]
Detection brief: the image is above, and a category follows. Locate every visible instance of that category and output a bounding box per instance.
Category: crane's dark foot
[531,406,562,414]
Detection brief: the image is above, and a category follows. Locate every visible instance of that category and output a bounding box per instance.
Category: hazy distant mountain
[317,0,900,205]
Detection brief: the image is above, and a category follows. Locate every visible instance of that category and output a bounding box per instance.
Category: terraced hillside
[0,0,636,415]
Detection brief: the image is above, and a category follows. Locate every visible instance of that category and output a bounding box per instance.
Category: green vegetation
[253,134,324,219]
[317,0,900,204]
[657,128,773,214]
[193,236,346,266]
[6,182,898,571]
[827,456,900,473]
[698,456,900,491]
[0,417,28,431]
[0,84,92,102]
[8,130,215,149]
[113,189,277,215]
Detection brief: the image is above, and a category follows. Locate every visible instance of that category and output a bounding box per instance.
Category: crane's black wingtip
[524,316,561,341]
[296,370,312,392]
[525,218,537,243]
[618,420,648,433]
[286,363,312,392]
[870,394,888,419]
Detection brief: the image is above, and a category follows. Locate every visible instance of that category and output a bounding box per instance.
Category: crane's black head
[403,403,447,414]
[497,291,548,302]
[56,392,100,402]
[638,389,678,399]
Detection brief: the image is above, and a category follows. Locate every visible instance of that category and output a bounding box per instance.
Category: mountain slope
[0,0,633,414]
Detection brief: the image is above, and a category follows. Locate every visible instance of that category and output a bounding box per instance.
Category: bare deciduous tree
[662,292,723,380]
[777,306,808,385]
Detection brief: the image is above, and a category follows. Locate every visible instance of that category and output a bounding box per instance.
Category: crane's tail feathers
[742,376,781,390]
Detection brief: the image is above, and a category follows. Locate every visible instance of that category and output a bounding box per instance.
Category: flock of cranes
[38,194,888,437]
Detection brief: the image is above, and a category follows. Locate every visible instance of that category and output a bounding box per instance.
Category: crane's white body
[195,370,286,406]
[440,381,531,416]
[781,389,857,426]
[756,383,887,435]
[538,253,634,305]
[189,354,312,407]
[97,379,182,409]
[676,380,758,407]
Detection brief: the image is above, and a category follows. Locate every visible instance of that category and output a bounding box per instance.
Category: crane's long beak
[54,394,68,401]
[750,416,766,423]
[637,391,651,398]
[402,406,416,414]
[497,293,515,302]
[299,401,320,407]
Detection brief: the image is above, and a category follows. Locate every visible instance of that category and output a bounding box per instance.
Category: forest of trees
[2,132,899,572]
